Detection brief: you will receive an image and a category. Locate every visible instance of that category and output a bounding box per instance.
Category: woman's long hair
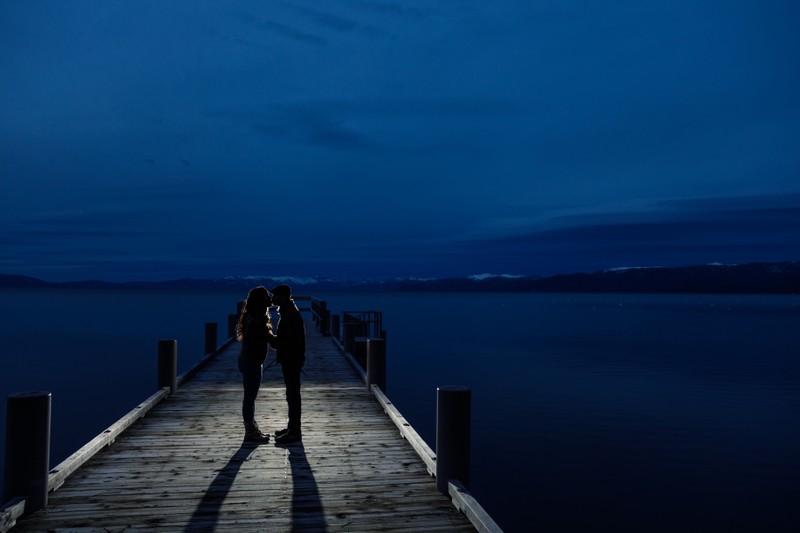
[236,286,272,341]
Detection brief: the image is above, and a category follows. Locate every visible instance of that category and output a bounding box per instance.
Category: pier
[2,298,501,532]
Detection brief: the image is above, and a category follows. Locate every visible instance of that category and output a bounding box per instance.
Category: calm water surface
[1,289,799,532]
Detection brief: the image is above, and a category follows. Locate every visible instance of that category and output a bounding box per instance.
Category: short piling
[3,391,51,514]
[342,321,357,355]
[227,314,238,339]
[331,314,341,340]
[204,322,217,355]
[366,338,387,392]
[157,340,178,394]
[436,386,472,494]
[320,301,329,335]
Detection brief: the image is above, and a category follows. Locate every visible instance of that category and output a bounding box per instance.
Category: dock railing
[3,295,503,533]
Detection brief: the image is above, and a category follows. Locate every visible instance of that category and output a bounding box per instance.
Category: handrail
[342,310,382,338]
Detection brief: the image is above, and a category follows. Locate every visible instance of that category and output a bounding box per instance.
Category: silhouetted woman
[236,286,274,442]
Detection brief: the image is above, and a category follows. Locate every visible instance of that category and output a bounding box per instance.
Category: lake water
[1,289,799,532]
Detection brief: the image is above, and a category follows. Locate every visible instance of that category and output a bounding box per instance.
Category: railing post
[204,322,217,355]
[3,391,51,514]
[320,301,329,335]
[366,338,387,392]
[157,340,177,394]
[227,314,238,339]
[342,321,356,355]
[436,386,471,494]
[331,314,341,340]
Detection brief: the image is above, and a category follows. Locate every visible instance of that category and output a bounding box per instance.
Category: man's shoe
[275,431,302,444]
[274,427,290,438]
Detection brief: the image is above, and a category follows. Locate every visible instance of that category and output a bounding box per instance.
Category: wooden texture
[14,321,475,532]
[449,480,504,533]
[370,385,436,476]
[48,388,170,492]
[0,498,25,533]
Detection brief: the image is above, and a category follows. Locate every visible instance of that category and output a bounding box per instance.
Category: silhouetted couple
[236,284,306,445]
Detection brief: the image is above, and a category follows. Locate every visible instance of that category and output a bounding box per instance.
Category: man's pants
[281,361,303,433]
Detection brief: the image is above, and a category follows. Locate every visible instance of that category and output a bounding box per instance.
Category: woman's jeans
[238,359,263,429]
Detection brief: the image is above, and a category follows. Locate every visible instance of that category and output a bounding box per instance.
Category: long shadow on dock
[279,441,328,532]
[184,442,260,532]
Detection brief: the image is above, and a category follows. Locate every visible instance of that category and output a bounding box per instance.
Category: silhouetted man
[270,284,306,444]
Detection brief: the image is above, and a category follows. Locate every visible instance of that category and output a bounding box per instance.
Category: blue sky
[2,0,799,281]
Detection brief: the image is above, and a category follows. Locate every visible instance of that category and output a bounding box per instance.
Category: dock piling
[331,314,341,340]
[319,301,329,335]
[3,391,51,514]
[366,338,387,392]
[227,314,238,339]
[342,320,356,355]
[204,322,217,355]
[436,386,472,494]
[157,340,178,394]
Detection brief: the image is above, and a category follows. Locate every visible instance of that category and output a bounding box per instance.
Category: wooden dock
[6,317,484,532]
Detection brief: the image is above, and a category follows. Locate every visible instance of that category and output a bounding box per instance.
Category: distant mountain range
[1,261,798,294]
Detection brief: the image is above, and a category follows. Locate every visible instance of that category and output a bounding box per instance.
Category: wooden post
[320,301,329,335]
[436,386,471,494]
[3,391,51,514]
[342,322,356,355]
[157,340,177,394]
[319,300,331,337]
[204,322,217,355]
[353,337,369,369]
[331,314,341,340]
[366,338,386,392]
[227,314,238,339]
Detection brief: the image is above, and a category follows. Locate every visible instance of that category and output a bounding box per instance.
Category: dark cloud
[0,210,158,259]
[208,97,519,153]
[461,195,800,274]
[231,12,326,46]
[340,0,431,20]
[288,5,386,37]
[245,106,377,151]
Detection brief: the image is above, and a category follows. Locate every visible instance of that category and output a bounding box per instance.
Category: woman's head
[244,286,272,315]
[236,286,272,341]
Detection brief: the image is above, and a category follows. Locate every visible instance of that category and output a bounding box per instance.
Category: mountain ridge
[1,261,798,294]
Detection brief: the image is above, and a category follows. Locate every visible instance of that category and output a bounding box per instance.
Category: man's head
[270,284,292,306]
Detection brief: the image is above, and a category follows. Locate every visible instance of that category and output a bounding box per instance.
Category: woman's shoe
[244,426,270,443]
